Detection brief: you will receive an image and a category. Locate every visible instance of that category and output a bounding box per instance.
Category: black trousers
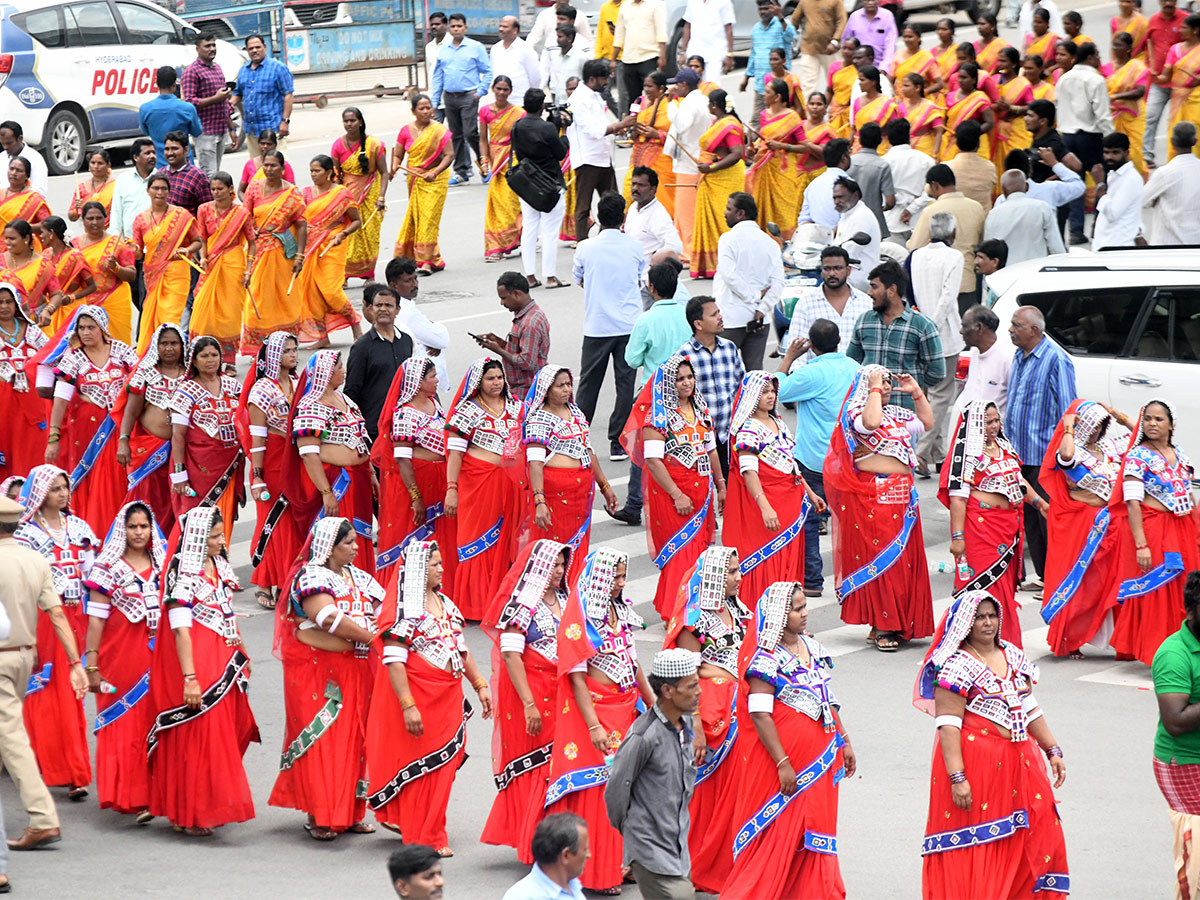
[573,165,617,242]
[1021,463,1050,580]
[721,324,769,371]
[1063,131,1103,238]
[443,91,482,179]
[618,58,658,116]
[576,334,635,445]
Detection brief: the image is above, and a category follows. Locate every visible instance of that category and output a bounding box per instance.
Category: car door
[113,1,185,96]
[62,0,130,138]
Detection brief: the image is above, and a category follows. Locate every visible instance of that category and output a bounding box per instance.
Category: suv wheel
[966,0,1001,20]
[664,22,684,77]
[44,107,86,175]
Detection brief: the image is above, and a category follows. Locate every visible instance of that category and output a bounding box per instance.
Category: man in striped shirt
[1005,305,1077,588]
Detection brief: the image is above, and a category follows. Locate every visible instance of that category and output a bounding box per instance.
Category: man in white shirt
[783,245,871,364]
[1092,132,1144,249]
[983,170,1065,263]
[664,67,713,263]
[625,165,683,266]
[0,122,48,198]
[680,0,736,83]
[424,12,451,121]
[542,24,589,104]
[950,304,1011,444]
[796,138,851,233]
[490,16,542,104]
[847,44,894,109]
[385,257,451,387]
[1142,122,1200,244]
[566,59,622,241]
[529,0,593,54]
[909,212,965,472]
[714,192,783,369]
[1055,42,1114,243]
[832,175,880,293]
[882,119,933,243]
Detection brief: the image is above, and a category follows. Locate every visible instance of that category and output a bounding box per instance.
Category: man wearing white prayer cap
[604,647,700,899]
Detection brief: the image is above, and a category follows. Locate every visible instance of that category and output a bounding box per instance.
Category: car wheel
[665,22,684,77]
[44,107,86,175]
[966,0,1001,20]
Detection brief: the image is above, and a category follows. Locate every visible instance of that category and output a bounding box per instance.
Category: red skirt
[65,401,127,540]
[722,706,846,900]
[689,674,740,895]
[298,461,376,576]
[727,464,807,607]
[24,603,91,788]
[120,424,175,536]
[172,431,242,535]
[545,674,639,891]
[147,618,259,829]
[528,464,593,582]
[1043,499,1121,657]
[922,714,1068,899]
[647,460,715,621]
[481,646,558,861]
[365,652,469,847]
[452,453,525,620]
[377,456,457,591]
[1110,507,1200,665]
[249,433,301,588]
[956,498,1024,647]
[833,472,934,640]
[0,381,46,481]
[268,641,372,830]
[94,611,155,812]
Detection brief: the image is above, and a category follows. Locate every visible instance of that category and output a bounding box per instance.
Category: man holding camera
[512,88,571,287]
[567,59,623,241]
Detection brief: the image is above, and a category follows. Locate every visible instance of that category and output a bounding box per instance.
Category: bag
[507,145,561,214]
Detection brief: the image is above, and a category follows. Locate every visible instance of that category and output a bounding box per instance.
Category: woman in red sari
[1109,400,1200,665]
[727,371,825,605]
[83,500,164,821]
[898,73,946,157]
[826,365,935,651]
[915,590,1069,898]
[373,356,456,587]
[941,62,996,160]
[270,516,382,839]
[620,355,722,621]
[72,201,136,346]
[974,14,1012,74]
[4,218,63,327]
[723,582,855,900]
[662,545,747,894]
[298,155,363,349]
[147,505,258,836]
[39,216,96,335]
[67,149,116,224]
[523,365,618,581]
[445,357,525,620]
[40,305,138,538]
[546,546,652,895]
[131,174,200,354]
[940,400,1047,648]
[481,539,570,859]
[1024,7,1060,62]
[1039,400,1132,658]
[14,465,97,800]
[114,323,187,534]
[992,47,1036,173]
[238,331,300,609]
[195,172,254,364]
[169,336,243,545]
[0,281,47,479]
[367,539,492,853]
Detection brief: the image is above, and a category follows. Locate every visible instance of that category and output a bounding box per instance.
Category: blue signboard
[433,1,521,34]
[286,21,417,71]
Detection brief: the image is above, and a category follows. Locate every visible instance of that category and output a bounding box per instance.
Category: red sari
[169,374,244,541]
[0,315,47,480]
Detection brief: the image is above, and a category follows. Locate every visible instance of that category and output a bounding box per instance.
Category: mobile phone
[468,332,483,341]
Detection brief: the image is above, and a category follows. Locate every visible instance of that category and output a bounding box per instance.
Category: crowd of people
[0,4,1197,899]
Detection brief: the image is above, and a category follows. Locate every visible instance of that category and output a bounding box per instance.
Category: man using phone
[473,272,550,400]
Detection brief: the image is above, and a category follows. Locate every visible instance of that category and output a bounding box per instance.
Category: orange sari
[852,94,899,153]
[974,37,1012,74]
[71,235,135,346]
[5,255,58,327]
[622,94,675,217]
[1107,58,1151,173]
[195,202,253,362]
[993,75,1035,172]
[1112,15,1149,62]
[132,206,195,354]
[940,89,993,160]
[393,121,451,270]
[745,108,807,242]
[297,185,361,342]
[0,189,49,249]
[244,181,307,353]
[932,44,959,108]
[71,179,116,225]
[902,98,945,157]
[1023,31,1060,62]
[46,247,94,335]
[828,62,857,137]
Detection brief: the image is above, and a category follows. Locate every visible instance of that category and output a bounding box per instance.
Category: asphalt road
[1,7,1171,897]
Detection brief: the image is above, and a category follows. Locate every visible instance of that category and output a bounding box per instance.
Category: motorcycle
[767,223,873,346]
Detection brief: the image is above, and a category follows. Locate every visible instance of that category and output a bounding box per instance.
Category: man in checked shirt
[181,32,236,177]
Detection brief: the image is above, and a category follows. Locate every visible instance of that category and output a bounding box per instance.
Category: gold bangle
[400,695,416,709]
[472,677,488,691]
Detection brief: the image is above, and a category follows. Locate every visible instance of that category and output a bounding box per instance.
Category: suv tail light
[0,56,13,90]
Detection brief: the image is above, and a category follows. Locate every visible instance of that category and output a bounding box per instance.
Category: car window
[1018,286,1150,357]
[1159,287,1200,362]
[1132,293,1171,360]
[65,2,122,47]
[116,2,182,44]
[13,9,67,48]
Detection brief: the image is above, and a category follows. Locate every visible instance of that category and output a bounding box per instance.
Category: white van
[0,0,244,174]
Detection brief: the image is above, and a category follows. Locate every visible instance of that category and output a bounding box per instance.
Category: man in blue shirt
[432,13,492,185]
[742,0,797,123]
[138,67,201,169]
[501,814,588,900]
[234,34,294,158]
[778,318,859,596]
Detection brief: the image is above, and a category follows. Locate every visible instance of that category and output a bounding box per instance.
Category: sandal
[304,823,337,841]
[67,786,88,802]
[1067,650,1085,660]
[379,822,402,835]
[544,276,568,289]
[256,590,276,610]
[874,632,901,652]
[346,822,375,834]
[173,825,214,837]
[526,275,542,288]
[417,266,434,277]
[135,809,154,825]
[589,888,622,896]
[436,846,454,858]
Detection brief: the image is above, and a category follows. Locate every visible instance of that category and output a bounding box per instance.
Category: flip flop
[874,632,901,652]
[256,590,276,610]
[544,278,569,289]
[526,276,542,288]
[304,823,337,841]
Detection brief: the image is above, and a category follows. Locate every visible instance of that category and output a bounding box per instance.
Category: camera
[546,104,572,129]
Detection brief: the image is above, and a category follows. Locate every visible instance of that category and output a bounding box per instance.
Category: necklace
[0,318,18,340]
[37,511,66,546]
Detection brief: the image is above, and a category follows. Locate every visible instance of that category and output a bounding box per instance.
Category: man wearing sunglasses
[781,245,872,369]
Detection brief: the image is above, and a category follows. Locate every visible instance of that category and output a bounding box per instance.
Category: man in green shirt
[1152,577,1200,815]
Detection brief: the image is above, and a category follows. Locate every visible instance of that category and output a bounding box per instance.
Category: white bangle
[499,632,526,653]
[934,714,963,730]
[394,445,414,459]
[525,446,547,463]
[248,425,268,438]
[298,444,321,456]
[643,439,665,460]
[250,482,267,490]
[167,606,193,629]
[169,471,189,484]
[747,693,775,714]
[170,412,189,426]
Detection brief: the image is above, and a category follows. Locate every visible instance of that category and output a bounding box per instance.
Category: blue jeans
[625,460,643,514]
[1144,84,1170,163]
[799,462,827,591]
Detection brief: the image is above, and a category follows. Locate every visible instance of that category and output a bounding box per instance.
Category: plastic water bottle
[956,558,973,581]
[99,680,117,694]
[933,562,953,574]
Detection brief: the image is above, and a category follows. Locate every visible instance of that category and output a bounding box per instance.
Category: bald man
[490,15,541,102]
[982,169,1065,265]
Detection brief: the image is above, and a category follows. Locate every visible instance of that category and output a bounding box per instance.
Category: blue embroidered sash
[1117,551,1185,604]
[804,830,838,855]
[71,415,116,487]
[922,808,1028,855]
[1034,873,1070,893]
[1041,506,1111,624]
[25,662,51,696]
[835,486,919,602]
[740,495,811,575]
[696,688,738,786]
[544,764,608,808]
[566,503,593,552]
[459,516,503,562]
[653,486,713,570]
[377,502,445,571]
[127,439,171,490]
[731,732,845,859]
[93,671,150,733]
[315,468,352,521]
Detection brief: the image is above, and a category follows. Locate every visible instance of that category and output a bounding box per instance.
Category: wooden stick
[360,206,382,231]
[180,254,204,276]
[665,130,701,165]
[286,271,297,296]
[319,241,335,258]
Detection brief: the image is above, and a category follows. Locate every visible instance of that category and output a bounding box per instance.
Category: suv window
[65,2,122,47]
[116,2,181,44]
[13,9,67,48]
[1154,287,1200,362]
[1019,286,1150,357]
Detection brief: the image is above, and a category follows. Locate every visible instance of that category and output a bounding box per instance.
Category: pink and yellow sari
[940,89,993,160]
[746,108,807,242]
[1167,41,1200,160]
[974,37,1012,74]
[46,247,93,336]
[828,62,857,137]
[393,121,451,270]
[1112,15,1150,62]
[852,94,899,153]
[622,95,675,216]
[1107,58,1151,173]
[332,134,385,279]
[71,179,115,225]
[244,181,307,353]
[993,75,1035,173]
[132,206,194,354]
[1024,31,1060,62]
[297,185,361,342]
[901,98,945,157]
[892,49,938,91]
[0,189,49,249]
[1031,80,1055,102]
[690,116,745,279]
[480,103,525,259]
[6,255,58,329]
[71,235,134,346]
[195,202,253,362]
[932,44,959,108]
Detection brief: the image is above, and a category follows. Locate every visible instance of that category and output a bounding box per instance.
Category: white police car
[0,0,244,174]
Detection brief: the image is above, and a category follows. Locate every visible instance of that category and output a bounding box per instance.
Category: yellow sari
[828,63,858,137]
[622,94,675,217]
[559,152,576,241]
[940,90,993,161]
[1031,80,1055,102]
[481,103,525,258]
[1024,31,1060,62]
[689,116,745,279]
[195,201,252,362]
[975,37,1011,74]
[745,109,806,242]
[932,44,959,109]
[71,179,115,225]
[1167,42,1200,161]
[852,94,899,153]
[892,50,937,90]
[244,181,307,353]
[0,189,48,250]
[297,185,361,342]
[902,99,944,157]
[7,255,58,333]
[333,134,385,279]
[1107,59,1151,173]
[993,76,1035,173]
[393,121,451,270]
[1112,14,1150,63]
[46,248,93,336]
[132,206,194,354]
[72,235,134,345]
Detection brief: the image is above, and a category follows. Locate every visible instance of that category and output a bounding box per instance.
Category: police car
[0,0,244,174]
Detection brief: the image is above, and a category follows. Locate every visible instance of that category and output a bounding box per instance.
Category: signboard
[287,21,417,72]
[432,0,521,35]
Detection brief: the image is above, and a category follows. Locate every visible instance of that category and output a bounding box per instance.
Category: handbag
[507,132,562,213]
